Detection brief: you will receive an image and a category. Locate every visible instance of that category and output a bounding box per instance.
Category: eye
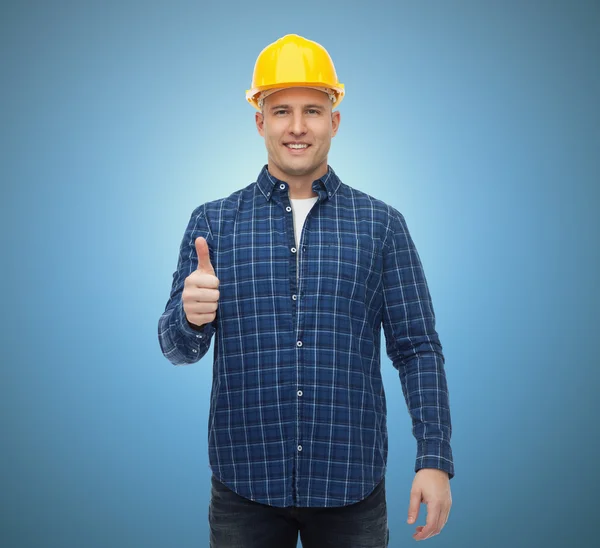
[307,109,320,115]
[274,109,288,116]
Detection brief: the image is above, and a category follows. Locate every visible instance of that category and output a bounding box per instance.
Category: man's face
[255,87,341,183]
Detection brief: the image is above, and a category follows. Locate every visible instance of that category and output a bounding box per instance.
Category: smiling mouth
[285,143,310,151]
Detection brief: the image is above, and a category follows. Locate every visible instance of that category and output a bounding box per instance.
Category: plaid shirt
[158,165,454,508]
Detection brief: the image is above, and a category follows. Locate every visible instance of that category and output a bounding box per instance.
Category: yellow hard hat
[246,34,345,111]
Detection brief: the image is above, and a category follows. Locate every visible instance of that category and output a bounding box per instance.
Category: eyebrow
[269,103,327,111]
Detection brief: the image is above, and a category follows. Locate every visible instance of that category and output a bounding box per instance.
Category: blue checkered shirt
[158,165,454,508]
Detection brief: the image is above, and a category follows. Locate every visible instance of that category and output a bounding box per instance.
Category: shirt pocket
[314,234,380,297]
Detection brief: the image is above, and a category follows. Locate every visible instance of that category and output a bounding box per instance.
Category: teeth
[287,144,308,149]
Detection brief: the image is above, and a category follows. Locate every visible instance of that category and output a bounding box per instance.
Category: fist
[182,237,220,328]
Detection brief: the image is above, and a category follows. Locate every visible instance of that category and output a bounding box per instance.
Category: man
[158,34,454,547]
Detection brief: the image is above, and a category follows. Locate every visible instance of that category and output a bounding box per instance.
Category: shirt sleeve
[158,204,216,366]
[381,207,455,480]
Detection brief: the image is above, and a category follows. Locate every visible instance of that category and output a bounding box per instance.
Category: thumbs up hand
[195,235,216,276]
[183,237,220,328]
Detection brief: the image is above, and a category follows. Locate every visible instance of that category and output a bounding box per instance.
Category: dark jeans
[209,475,389,548]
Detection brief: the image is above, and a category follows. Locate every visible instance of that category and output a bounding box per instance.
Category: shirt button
[297,445,303,452]
[297,390,303,397]
[279,183,286,190]
[286,206,292,212]
[196,334,203,339]
[296,341,303,347]
[192,349,197,353]
[291,247,297,253]
[291,294,297,301]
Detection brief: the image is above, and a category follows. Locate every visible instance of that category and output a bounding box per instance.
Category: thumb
[407,489,422,524]
[195,237,215,274]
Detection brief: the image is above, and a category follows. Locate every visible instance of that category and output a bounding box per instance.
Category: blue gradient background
[2,1,599,547]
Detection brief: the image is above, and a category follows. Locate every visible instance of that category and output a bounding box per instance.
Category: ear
[331,110,341,137]
[256,111,265,136]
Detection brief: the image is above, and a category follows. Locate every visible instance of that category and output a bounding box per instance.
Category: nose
[289,111,307,136]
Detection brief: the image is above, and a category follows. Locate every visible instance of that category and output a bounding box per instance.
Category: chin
[283,166,315,176]
[284,158,324,175]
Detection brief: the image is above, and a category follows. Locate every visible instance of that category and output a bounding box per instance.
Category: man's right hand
[183,237,220,328]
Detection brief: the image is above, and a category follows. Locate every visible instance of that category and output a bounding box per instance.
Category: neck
[287,182,318,199]
[267,162,327,199]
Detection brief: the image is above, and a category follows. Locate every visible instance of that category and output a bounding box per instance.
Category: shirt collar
[256,164,341,202]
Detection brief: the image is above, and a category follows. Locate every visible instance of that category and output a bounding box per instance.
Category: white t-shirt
[290,196,318,247]
[290,196,318,277]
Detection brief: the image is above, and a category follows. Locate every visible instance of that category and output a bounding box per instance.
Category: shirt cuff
[415,440,455,480]
[178,301,216,341]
